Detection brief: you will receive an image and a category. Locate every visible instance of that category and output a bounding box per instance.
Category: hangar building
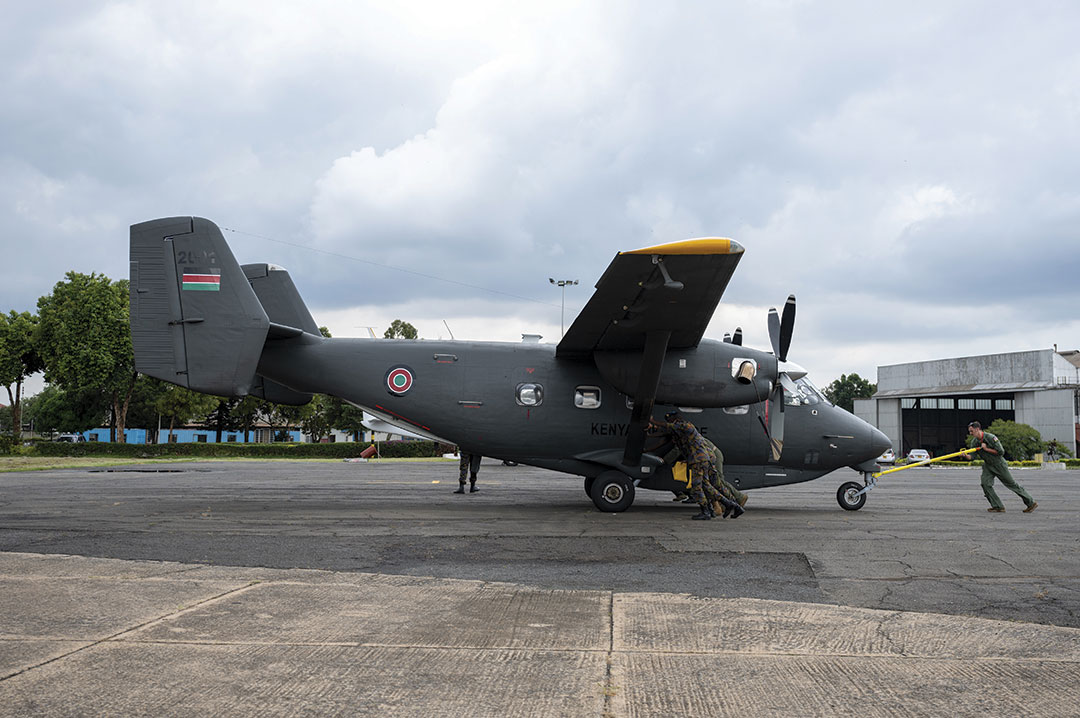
[854,348,1080,458]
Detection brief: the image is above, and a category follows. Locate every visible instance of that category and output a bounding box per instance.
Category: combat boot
[469,482,479,493]
[454,483,466,494]
[718,496,744,519]
[691,504,713,520]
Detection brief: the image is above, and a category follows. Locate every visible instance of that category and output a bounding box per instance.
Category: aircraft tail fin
[130,216,270,397]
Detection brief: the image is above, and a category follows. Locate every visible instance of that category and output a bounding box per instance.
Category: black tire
[502,460,519,467]
[584,477,596,497]
[837,481,867,511]
[589,471,635,512]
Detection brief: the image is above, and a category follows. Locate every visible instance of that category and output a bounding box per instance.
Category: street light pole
[548,277,579,337]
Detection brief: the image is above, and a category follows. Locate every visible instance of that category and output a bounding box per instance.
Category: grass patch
[0,455,458,473]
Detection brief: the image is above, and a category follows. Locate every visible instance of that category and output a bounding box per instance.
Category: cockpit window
[784,377,826,406]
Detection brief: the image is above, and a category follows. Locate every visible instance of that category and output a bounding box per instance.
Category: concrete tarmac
[1,460,1079,716]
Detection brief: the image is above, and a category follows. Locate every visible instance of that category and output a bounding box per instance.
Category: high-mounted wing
[556,238,744,357]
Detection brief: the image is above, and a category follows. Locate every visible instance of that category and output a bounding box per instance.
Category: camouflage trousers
[706,449,747,505]
[459,453,481,484]
[687,461,722,507]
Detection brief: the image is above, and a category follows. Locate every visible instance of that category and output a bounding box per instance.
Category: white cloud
[3,1,1080,396]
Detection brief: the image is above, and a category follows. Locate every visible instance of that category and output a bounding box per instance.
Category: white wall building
[854,348,1079,457]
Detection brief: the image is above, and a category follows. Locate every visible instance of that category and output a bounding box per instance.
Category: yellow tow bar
[872,447,974,478]
[840,447,974,510]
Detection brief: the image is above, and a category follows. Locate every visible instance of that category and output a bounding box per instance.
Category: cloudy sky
[4,1,1079,396]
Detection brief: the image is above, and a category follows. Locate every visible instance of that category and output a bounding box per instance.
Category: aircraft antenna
[442,320,455,340]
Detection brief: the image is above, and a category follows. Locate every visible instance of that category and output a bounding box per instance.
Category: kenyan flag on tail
[182,267,221,291]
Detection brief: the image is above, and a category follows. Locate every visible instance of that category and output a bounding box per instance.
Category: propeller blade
[768,385,785,462]
[732,327,742,346]
[767,308,781,357]
[779,372,798,394]
[778,294,795,362]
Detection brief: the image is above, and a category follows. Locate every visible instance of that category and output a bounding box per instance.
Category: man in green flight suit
[963,421,1037,513]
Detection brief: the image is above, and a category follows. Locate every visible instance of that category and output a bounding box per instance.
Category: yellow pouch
[672,461,691,487]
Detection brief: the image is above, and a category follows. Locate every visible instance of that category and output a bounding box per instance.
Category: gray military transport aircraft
[129,217,891,512]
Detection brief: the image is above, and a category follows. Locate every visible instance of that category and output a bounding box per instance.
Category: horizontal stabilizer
[249,376,312,406]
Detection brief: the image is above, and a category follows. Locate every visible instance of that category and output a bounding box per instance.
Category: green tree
[0,311,44,442]
[123,376,173,443]
[155,384,217,443]
[318,326,332,338]
[267,402,310,441]
[300,394,333,442]
[36,273,137,442]
[204,397,242,443]
[383,320,418,339]
[325,396,367,441]
[822,373,877,413]
[26,385,109,435]
[986,419,1045,461]
[230,396,264,442]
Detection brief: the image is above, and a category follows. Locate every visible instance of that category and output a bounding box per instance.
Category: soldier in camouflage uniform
[702,437,747,518]
[650,411,742,520]
[455,452,481,494]
[963,422,1036,513]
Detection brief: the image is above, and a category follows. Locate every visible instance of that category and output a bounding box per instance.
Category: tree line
[0,270,418,447]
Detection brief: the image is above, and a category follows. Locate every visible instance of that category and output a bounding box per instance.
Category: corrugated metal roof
[1059,350,1080,369]
[874,381,1057,398]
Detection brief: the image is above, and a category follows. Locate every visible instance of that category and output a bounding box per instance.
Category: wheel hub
[602,484,624,503]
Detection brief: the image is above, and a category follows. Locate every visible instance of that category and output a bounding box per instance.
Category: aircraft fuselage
[257,335,886,491]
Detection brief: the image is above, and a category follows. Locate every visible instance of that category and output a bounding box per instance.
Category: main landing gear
[586,471,635,513]
[836,471,877,511]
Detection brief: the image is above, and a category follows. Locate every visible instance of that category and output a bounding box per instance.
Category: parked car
[54,433,86,443]
[906,449,931,462]
[877,449,896,465]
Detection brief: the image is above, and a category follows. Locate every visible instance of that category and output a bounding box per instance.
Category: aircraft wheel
[584,477,596,497]
[837,481,867,511]
[590,471,634,513]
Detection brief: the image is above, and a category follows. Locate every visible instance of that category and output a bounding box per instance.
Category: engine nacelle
[593,339,775,408]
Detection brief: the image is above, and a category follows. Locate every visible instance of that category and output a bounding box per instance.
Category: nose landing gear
[836,471,877,511]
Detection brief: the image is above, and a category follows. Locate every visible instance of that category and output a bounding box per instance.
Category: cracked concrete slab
[612,653,1080,718]
[1,553,1079,717]
[133,580,611,651]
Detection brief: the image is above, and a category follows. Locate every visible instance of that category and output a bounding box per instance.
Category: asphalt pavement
[1,460,1078,716]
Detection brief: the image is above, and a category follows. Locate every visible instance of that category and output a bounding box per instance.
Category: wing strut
[621,330,671,467]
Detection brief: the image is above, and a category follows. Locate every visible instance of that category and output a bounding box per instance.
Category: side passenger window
[575,386,601,409]
[516,383,544,406]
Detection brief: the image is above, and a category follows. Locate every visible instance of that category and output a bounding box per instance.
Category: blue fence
[79,428,303,444]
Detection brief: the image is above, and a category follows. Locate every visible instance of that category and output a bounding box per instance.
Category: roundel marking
[385,366,414,395]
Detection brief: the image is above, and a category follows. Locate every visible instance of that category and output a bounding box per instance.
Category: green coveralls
[968,432,1035,510]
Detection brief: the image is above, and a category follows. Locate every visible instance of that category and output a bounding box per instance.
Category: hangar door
[901,394,1014,457]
